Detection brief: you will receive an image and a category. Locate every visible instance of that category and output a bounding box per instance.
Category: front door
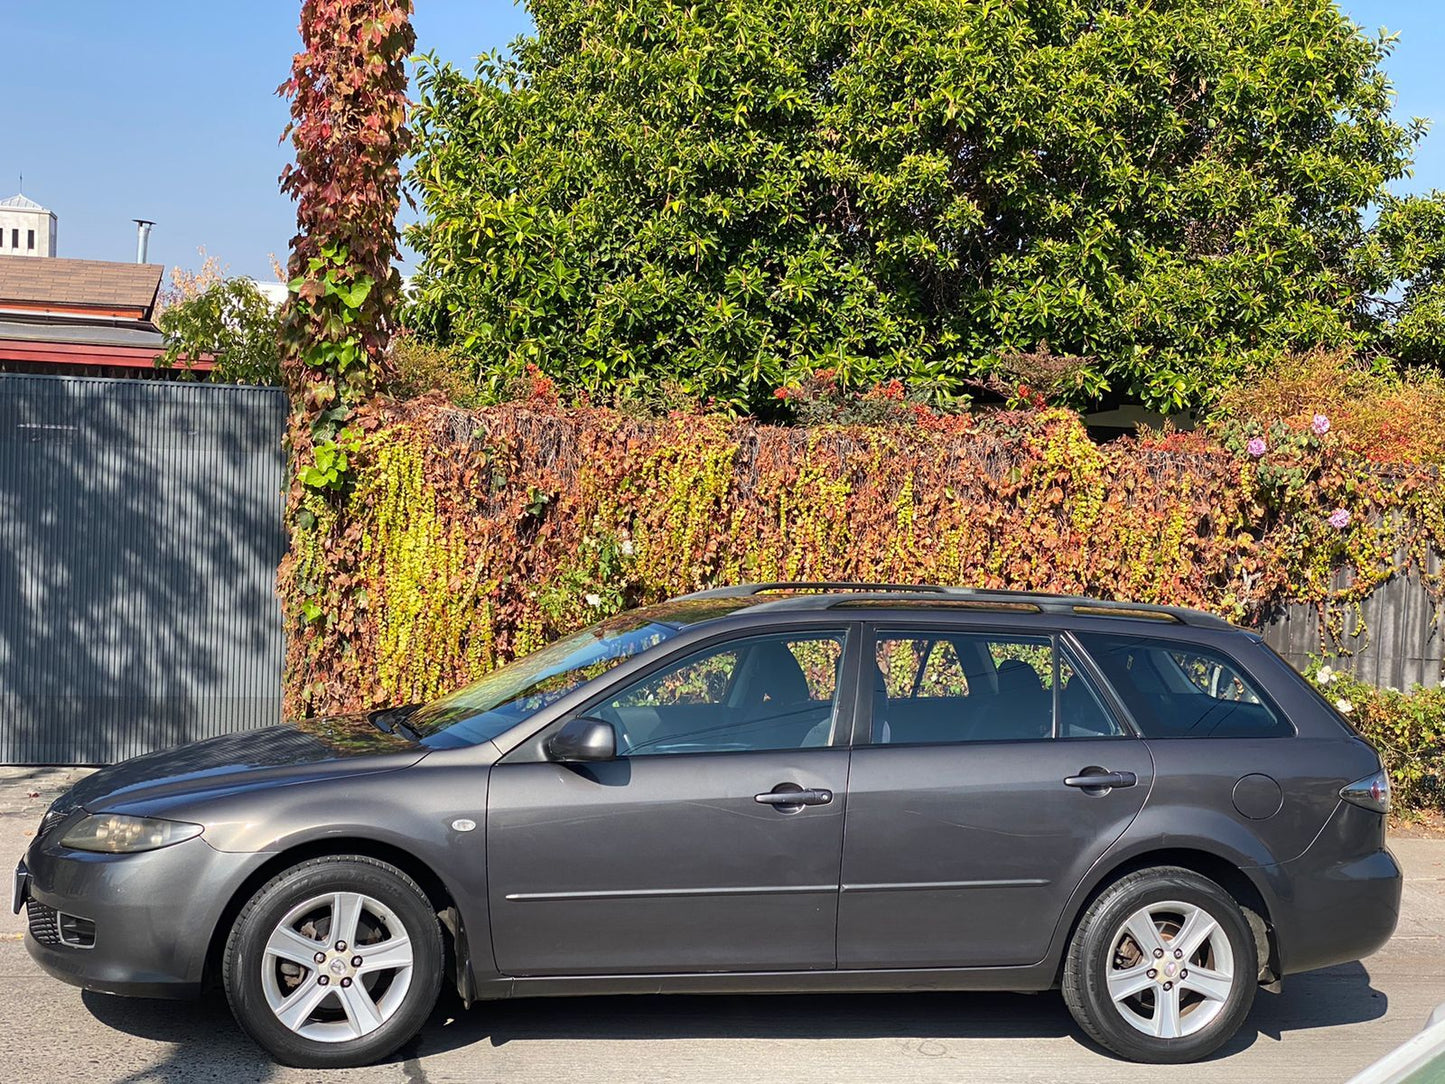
[837,626,1154,969]
[487,626,855,975]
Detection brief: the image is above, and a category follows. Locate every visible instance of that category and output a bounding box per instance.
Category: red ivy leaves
[277,0,415,403]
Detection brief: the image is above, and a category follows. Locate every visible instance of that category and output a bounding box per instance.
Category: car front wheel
[223,855,443,1068]
[1062,866,1257,1063]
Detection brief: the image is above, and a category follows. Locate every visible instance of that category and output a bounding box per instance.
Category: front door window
[599,631,846,755]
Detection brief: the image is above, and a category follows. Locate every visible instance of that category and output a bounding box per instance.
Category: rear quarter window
[1075,631,1293,738]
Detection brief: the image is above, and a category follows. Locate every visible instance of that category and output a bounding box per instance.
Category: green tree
[156,278,282,385]
[406,0,1444,415]
[1362,193,1445,367]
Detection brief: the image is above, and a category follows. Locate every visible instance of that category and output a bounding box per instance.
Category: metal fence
[0,374,287,764]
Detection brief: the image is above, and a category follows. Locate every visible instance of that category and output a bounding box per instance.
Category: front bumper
[19,832,265,999]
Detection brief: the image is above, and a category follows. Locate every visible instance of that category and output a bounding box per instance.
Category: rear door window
[1057,650,1125,738]
[1075,632,1291,738]
[870,631,1122,743]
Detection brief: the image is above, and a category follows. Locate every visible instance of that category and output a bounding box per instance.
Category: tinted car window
[1058,650,1125,738]
[872,633,1055,743]
[599,631,846,756]
[1076,632,1290,738]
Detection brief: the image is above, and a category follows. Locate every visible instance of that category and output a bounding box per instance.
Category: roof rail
[677,582,947,600]
[673,582,1235,629]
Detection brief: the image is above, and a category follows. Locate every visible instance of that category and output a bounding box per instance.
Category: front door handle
[755,787,833,807]
[1064,770,1137,790]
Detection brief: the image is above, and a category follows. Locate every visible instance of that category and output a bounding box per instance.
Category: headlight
[59,814,203,853]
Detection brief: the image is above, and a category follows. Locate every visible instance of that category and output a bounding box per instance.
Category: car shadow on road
[77,960,1388,1073]
[395,959,1388,1064]
[1247,961,1388,1040]
[81,990,285,1084]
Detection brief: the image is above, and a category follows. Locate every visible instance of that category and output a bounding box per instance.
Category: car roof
[671,582,1238,632]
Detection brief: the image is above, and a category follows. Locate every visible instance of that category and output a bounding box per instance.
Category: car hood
[57,712,427,816]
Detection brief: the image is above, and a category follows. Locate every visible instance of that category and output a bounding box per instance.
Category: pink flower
[1328,509,1351,529]
[1246,437,1267,457]
[1311,414,1330,436]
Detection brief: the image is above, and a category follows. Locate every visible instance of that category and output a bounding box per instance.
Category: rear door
[837,625,1154,969]
[487,625,857,975]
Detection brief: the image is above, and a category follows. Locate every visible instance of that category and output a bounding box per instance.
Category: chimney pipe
[133,219,155,264]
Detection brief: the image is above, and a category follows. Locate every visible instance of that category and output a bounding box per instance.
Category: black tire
[1062,866,1257,1063]
[223,855,443,1069]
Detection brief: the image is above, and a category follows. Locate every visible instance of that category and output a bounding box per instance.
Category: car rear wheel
[1062,866,1257,1063]
[223,855,443,1068]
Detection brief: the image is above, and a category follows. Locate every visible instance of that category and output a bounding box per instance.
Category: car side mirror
[546,717,617,762]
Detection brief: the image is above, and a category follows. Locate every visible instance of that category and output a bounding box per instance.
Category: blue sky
[0,1,1439,281]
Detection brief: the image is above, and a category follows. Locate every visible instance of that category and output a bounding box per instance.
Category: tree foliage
[406,0,1444,414]
[156,278,282,386]
[278,0,414,491]
[1364,194,1445,367]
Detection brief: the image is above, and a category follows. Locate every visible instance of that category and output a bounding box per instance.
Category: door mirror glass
[546,717,618,762]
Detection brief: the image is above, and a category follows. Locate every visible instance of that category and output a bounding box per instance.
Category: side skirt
[469,963,1059,1001]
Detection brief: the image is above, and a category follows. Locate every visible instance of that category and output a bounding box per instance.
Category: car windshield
[410,599,746,748]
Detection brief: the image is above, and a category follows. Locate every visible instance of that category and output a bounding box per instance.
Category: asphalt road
[2,767,1442,1084]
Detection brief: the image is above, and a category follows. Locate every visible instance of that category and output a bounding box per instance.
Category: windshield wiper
[367,704,423,742]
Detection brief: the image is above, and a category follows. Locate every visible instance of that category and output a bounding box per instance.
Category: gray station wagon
[14,584,1400,1067]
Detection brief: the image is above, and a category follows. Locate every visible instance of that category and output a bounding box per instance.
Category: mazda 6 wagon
[15,584,1400,1067]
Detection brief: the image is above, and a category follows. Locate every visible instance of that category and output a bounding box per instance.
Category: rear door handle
[755,788,833,806]
[1064,771,1137,790]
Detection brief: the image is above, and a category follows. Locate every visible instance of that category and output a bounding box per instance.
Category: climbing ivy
[277,0,414,493]
[281,395,1445,738]
[275,0,414,668]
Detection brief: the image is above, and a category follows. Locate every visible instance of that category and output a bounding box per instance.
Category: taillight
[1340,769,1391,814]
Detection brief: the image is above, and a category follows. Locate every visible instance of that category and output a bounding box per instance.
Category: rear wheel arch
[204,837,467,993]
[1055,848,1278,986]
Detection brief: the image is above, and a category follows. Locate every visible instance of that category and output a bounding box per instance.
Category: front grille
[26,900,60,946]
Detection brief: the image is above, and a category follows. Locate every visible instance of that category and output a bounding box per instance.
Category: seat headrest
[739,641,810,708]
[996,659,1045,696]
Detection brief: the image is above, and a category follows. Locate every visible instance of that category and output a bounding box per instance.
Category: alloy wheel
[259,890,414,1043]
[1105,899,1236,1040]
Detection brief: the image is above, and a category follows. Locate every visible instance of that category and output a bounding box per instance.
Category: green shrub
[156,278,282,386]
[382,332,478,405]
[1304,661,1445,814]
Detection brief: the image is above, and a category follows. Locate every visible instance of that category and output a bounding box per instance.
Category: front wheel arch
[204,838,468,997]
[1053,848,1278,988]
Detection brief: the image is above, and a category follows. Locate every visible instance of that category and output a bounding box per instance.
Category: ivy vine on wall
[279,395,1445,720]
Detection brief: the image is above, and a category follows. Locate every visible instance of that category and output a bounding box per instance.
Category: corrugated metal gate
[0,374,287,764]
